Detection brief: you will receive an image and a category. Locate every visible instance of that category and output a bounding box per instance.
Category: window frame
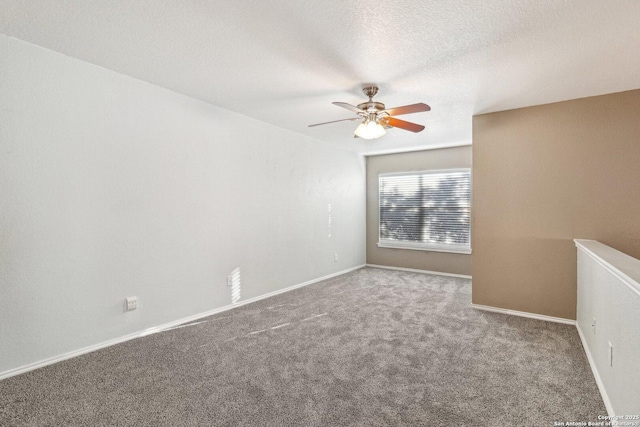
[377,168,472,254]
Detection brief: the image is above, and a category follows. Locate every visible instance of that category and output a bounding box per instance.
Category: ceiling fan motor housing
[358,86,385,113]
[357,101,385,113]
[358,86,384,113]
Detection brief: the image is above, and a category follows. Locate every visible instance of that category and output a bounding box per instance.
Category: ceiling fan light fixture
[354,118,386,140]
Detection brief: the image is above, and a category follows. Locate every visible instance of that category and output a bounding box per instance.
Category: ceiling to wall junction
[2,0,640,154]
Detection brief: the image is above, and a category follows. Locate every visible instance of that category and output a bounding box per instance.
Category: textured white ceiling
[2,1,640,154]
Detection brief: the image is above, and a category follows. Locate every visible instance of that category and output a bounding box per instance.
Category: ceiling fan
[309,86,430,140]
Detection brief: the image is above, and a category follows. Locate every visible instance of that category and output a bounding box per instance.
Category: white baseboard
[0,264,365,381]
[576,323,614,416]
[365,264,472,279]
[470,303,576,325]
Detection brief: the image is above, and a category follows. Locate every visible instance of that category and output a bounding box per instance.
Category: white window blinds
[378,169,471,253]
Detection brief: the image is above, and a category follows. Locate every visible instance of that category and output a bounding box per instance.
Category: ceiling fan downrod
[357,86,385,113]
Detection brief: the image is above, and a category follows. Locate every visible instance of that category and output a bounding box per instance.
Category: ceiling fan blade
[381,117,425,133]
[384,103,431,116]
[308,117,361,127]
[332,102,364,114]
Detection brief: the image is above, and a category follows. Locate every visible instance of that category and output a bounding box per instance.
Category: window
[378,169,471,254]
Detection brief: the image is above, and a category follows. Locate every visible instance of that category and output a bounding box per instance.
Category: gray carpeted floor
[0,267,605,426]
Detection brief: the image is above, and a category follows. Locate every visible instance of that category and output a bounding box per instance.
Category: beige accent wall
[366,146,472,276]
[472,89,640,320]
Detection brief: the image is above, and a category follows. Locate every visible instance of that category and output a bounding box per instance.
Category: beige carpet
[0,267,606,426]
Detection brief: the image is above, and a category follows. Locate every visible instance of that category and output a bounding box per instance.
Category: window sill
[377,241,472,255]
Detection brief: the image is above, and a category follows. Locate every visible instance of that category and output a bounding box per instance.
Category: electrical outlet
[227,275,232,287]
[592,317,596,335]
[608,342,613,367]
[125,296,137,311]
[334,253,338,262]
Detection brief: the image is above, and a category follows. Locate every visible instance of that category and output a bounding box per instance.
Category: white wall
[0,35,366,375]
[575,240,640,416]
